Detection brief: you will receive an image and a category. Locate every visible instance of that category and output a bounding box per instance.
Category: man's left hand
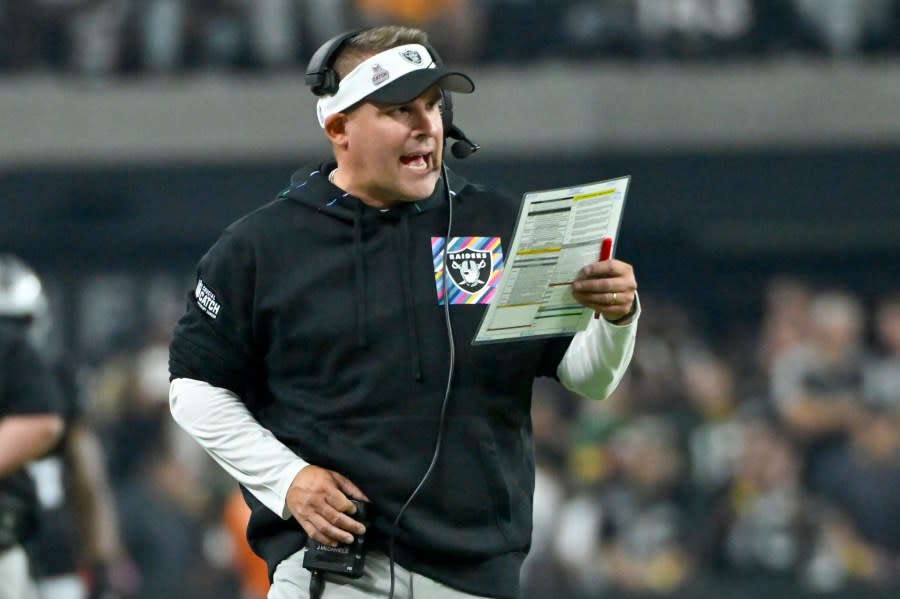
[571,259,637,324]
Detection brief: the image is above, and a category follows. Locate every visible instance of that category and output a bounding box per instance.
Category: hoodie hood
[280,160,451,223]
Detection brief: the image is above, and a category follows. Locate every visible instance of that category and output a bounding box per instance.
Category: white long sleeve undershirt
[556,299,640,400]
[169,378,306,519]
[169,301,638,519]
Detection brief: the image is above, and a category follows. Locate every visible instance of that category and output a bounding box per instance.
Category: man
[169,25,639,599]
[0,254,65,599]
[770,290,867,484]
[0,255,131,599]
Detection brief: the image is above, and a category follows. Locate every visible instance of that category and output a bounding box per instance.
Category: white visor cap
[316,43,474,127]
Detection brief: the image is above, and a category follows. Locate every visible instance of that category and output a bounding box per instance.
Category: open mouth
[399,152,432,170]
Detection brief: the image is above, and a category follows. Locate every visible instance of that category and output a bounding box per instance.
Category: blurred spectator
[622,297,697,413]
[634,0,759,58]
[92,348,171,484]
[865,293,900,412]
[556,0,643,60]
[555,414,694,595]
[115,446,215,599]
[770,290,867,482]
[792,0,897,56]
[134,0,187,73]
[183,0,244,70]
[235,0,354,69]
[757,276,813,376]
[68,0,130,77]
[239,0,298,69]
[729,275,813,401]
[679,351,745,499]
[352,0,487,63]
[807,394,900,588]
[87,320,236,599]
[302,0,352,57]
[704,417,829,590]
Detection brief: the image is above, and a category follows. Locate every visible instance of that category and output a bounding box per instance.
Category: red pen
[594,237,613,319]
[599,237,613,262]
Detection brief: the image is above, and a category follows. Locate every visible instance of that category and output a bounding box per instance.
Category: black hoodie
[169,162,572,598]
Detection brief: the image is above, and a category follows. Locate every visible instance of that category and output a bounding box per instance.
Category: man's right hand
[286,465,369,546]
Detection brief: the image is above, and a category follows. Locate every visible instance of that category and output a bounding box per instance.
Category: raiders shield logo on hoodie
[447,249,492,293]
[432,237,504,305]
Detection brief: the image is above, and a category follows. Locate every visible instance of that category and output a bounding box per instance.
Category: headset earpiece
[305,29,365,96]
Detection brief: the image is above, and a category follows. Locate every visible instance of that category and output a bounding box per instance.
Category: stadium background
[2,1,899,598]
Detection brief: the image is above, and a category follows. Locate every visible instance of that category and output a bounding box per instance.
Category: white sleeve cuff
[557,297,640,400]
[169,377,307,519]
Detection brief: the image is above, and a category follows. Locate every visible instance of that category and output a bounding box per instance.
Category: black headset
[305,29,480,159]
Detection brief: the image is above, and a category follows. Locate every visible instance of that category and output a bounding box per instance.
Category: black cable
[387,165,456,599]
[309,569,325,599]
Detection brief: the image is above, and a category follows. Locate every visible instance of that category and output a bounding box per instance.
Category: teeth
[403,154,428,167]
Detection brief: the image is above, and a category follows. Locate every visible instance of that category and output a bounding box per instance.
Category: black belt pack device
[303,500,369,578]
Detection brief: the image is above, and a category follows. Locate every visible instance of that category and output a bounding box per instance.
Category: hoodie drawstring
[398,215,423,381]
[352,206,367,348]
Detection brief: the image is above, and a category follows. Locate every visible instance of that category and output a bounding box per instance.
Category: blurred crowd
[14,266,892,599]
[523,279,900,598]
[1,0,899,77]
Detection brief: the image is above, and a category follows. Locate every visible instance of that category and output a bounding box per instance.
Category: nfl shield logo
[448,249,492,293]
[371,64,389,86]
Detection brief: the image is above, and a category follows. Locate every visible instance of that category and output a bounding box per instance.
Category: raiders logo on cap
[399,48,423,65]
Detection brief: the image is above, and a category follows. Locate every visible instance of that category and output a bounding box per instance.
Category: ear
[324,113,349,149]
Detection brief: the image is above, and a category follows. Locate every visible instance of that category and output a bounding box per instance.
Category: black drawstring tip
[310,570,325,599]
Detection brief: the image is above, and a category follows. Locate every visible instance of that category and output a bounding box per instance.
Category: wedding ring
[612,292,618,304]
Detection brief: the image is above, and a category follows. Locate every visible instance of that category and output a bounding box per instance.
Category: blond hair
[334,26,430,79]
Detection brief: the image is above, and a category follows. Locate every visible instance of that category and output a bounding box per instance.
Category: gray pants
[0,545,39,599]
[36,574,88,599]
[269,549,490,599]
